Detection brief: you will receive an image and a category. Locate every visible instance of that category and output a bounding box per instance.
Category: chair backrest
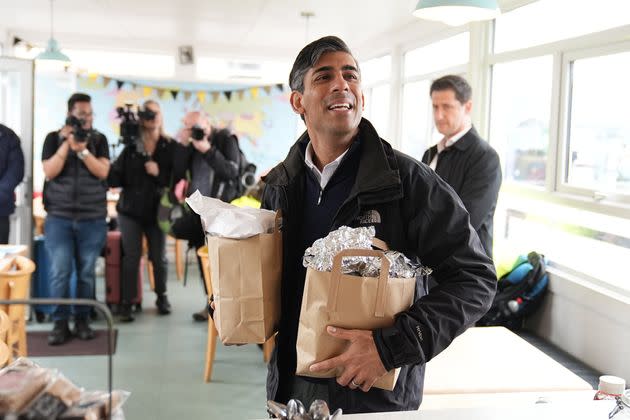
[0,256,36,315]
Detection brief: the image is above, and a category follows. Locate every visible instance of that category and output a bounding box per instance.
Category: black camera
[190,124,205,141]
[116,103,140,146]
[241,163,257,190]
[137,108,157,121]
[65,115,92,143]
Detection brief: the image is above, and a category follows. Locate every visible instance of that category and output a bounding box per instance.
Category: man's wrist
[76,148,91,161]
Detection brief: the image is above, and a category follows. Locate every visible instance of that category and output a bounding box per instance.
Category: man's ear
[464,100,473,114]
[290,91,305,116]
[361,91,365,111]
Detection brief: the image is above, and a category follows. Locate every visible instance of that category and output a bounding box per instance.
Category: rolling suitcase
[105,230,143,312]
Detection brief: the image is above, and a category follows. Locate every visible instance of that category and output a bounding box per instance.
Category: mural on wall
[33,72,299,192]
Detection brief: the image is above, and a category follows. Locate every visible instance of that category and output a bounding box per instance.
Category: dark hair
[67,93,91,112]
[289,36,359,93]
[430,75,472,104]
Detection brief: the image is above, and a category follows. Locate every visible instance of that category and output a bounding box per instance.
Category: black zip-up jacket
[108,136,180,225]
[421,127,501,258]
[261,118,497,413]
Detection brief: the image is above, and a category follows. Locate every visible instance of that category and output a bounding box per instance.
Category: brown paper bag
[296,248,416,391]
[206,211,282,344]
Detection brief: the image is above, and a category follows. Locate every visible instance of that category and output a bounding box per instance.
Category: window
[489,55,553,186]
[565,51,630,194]
[362,55,391,138]
[404,32,469,78]
[494,0,630,53]
[400,80,440,159]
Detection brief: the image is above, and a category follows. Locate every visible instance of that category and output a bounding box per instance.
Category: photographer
[173,111,240,321]
[41,93,110,346]
[108,100,180,322]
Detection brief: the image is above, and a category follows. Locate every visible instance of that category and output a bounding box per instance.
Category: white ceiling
[1,0,454,60]
[0,0,525,82]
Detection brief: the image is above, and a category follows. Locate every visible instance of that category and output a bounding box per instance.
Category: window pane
[364,84,390,139]
[497,198,630,295]
[489,56,552,186]
[400,80,440,159]
[495,0,630,53]
[361,55,391,85]
[566,52,630,194]
[404,33,469,78]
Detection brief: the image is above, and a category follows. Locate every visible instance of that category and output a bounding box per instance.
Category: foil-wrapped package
[303,226,431,278]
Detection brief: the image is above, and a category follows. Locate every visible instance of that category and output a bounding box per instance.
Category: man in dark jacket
[0,124,25,244]
[174,111,240,321]
[41,93,110,345]
[421,75,502,258]
[260,36,497,414]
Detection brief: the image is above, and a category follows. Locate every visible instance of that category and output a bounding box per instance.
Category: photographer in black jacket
[173,111,240,321]
[108,100,180,322]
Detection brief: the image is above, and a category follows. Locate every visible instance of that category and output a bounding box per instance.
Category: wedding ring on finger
[351,379,360,388]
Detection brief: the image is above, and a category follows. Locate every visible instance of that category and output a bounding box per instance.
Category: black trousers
[0,216,8,244]
[118,213,167,302]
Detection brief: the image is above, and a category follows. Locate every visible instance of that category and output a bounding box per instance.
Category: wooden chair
[0,256,36,360]
[172,237,185,282]
[142,235,155,291]
[0,310,10,368]
[197,246,218,382]
[196,246,275,382]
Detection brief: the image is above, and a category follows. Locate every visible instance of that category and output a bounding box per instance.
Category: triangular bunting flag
[157,88,166,99]
[88,73,98,82]
[130,83,137,91]
[102,76,111,87]
[184,91,192,102]
[275,83,284,92]
[237,90,245,101]
[224,91,232,101]
[143,87,153,98]
[250,87,259,100]
[170,90,179,100]
[115,80,125,90]
[211,92,221,103]
[263,85,272,95]
[197,91,206,103]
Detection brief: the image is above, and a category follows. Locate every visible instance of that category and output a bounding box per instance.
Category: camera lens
[242,173,256,188]
[190,125,205,141]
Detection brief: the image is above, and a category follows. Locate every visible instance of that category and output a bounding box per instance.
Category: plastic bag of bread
[60,390,130,420]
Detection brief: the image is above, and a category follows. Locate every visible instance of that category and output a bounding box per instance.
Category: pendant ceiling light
[36,0,70,62]
[413,0,501,27]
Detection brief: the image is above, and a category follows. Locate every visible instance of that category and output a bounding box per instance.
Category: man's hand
[309,326,387,392]
[67,136,87,153]
[191,138,211,154]
[145,161,159,177]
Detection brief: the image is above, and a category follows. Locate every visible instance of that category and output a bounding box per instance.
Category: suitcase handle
[328,249,390,317]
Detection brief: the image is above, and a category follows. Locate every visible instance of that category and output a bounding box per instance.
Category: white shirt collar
[437,123,472,154]
[304,141,349,190]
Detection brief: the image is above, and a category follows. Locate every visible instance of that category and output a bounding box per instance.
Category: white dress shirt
[429,124,472,170]
[304,141,349,190]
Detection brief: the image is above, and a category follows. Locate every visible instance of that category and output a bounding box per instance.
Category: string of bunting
[81,73,286,103]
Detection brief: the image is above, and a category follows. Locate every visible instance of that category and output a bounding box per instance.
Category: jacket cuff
[372,327,397,371]
[373,324,427,370]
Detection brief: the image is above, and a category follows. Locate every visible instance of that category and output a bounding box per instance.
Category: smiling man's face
[291,51,364,140]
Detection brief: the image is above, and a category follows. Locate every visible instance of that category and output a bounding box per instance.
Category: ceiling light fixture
[413,0,501,26]
[36,0,70,62]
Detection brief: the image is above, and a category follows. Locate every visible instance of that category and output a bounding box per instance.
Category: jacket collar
[449,125,479,152]
[264,118,402,202]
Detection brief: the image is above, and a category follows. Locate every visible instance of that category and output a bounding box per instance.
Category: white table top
[424,326,593,394]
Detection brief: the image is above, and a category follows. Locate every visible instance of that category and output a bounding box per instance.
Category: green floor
[27,250,269,419]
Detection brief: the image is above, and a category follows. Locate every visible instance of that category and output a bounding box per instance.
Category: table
[423,326,593,395]
[0,245,28,259]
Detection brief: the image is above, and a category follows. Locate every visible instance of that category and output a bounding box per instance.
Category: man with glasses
[41,93,110,345]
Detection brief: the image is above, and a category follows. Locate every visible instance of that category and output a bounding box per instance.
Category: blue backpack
[478,251,549,331]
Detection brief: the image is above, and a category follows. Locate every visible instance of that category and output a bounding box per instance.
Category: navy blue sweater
[0,124,25,217]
